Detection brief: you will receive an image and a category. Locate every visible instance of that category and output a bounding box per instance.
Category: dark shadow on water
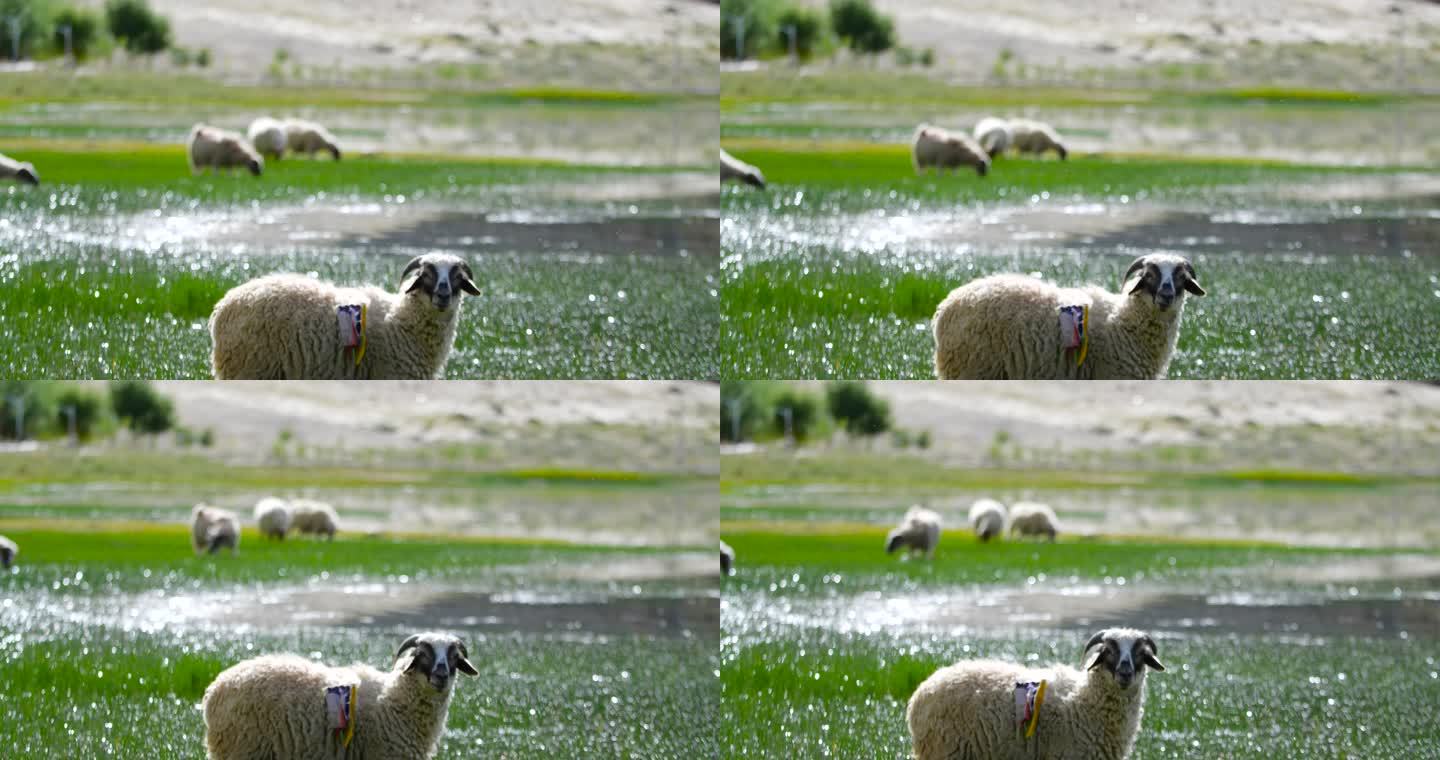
[1081,210,1440,258]
[340,213,720,258]
[343,592,718,639]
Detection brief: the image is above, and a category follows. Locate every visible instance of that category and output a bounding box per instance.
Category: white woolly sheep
[933,253,1207,380]
[907,627,1166,760]
[721,149,765,189]
[187,124,263,176]
[972,117,1012,159]
[209,252,481,380]
[0,152,39,185]
[284,118,342,160]
[192,504,240,555]
[968,498,1007,542]
[290,499,339,539]
[1009,118,1068,160]
[721,540,735,575]
[1009,501,1058,541]
[912,124,989,177]
[203,632,477,760]
[246,117,288,161]
[886,506,942,559]
[254,497,291,540]
[0,534,17,569]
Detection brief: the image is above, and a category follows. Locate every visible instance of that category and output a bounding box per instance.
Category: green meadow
[0,521,718,758]
[0,144,716,380]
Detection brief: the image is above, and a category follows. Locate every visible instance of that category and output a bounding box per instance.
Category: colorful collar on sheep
[337,304,367,366]
[1015,680,1047,739]
[1058,305,1088,366]
[325,683,358,748]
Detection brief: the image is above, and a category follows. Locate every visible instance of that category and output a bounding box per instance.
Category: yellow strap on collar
[1025,680,1047,738]
[344,683,357,747]
[353,304,367,367]
[1075,306,1088,367]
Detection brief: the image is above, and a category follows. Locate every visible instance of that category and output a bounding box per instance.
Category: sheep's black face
[247,159,262,177]
[17,167,38,186]
[1083,629,1165,690]
[397,633,479,692]
[1121,255,1205,311]
[401,254,482,311]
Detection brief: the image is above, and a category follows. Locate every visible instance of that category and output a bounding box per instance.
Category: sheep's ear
[1082,631,1107,670]
[1139,635,1166,671]
[455,640,479,676]
[400,257,427,293]
[455,262,481,296]
[1180,262,1206,296]
[1121,257,1149,295]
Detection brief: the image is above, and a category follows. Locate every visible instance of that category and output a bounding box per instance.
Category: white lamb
[203,632,477,760]
[721,149,765,189]
[246,117,288,160]
[254,497,291,540]
[0,534,17,569]
[912,124,989,177]
[1009,118,1068,160]
[290,499,339,539]
[209,252,481,380]
[972,117,1012,159]
[968,498,1007,542]
[191,504,240,555]
[907,628,1167,760]
[1009,501,1058,541]
[284,118,342,160]
[886,506,942,559]
[933,253,1206,380]
[0,152,39,185]
[186,124,263,176]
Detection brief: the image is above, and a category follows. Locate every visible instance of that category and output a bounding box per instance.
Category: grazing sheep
[192,504,241,555]
[246,117,288,161]
[968,499,1007,542]
[0,152,39,185]
[886,506,942,559]
[290,499,339,539]
[720,149,765,189]
[1009,118,1068,160]
[203,632,477,760]
[933,253,1206,380]
[254,497,291,540]
[972,117,1012,159]
[284,118,342,160]
[907,628,1166,760]
[0,534,17,569]
[1009,501,1058,541]
[209,252,481,380]
[186,124,263,176]
[912,124,989,177]
[721,540,735,575]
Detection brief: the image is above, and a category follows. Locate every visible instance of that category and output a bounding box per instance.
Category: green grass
[720,145,1440,379]
[720,524,1440,758]
[0,523,717,758]
[0,146,717,379]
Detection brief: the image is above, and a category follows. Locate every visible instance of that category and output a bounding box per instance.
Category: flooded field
[720,146,1440,379]
[0,525,718,759]
[0,149,718,379]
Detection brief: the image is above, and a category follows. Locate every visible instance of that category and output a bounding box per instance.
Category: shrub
[105,0,170,55]
[775,5,824,60]
[829,0,894,55]
[770,387,822,442]
[109,380,174,436]
[51,384,110,441]
[51,6,102,60]
[826,381,892,439]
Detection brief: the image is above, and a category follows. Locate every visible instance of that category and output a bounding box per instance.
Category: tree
[770,387,821,443]
[105,0,169,55]
[775,5,824,60]
[1,381,56,440]
[829,0,895,55]
[51,6,101,59]
[720,0,778,60]
[110,380,174,437]
[52,384,110,442]
[721,380,772,443]
[826,381,891,440]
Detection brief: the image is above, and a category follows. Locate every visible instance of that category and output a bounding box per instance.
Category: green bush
[195,46,209,67]
[829,0,894,55]
[1,381,57,440]
[51,384,111,441]
[720,0,777,60]
[0,0,57,60]
[105,0,170,55]
[775,5,824,60]
[770,387,822,442]
[721,380,776,443]
[109,380,174,437]
[826,381,891,439]
[50,6,101,59]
